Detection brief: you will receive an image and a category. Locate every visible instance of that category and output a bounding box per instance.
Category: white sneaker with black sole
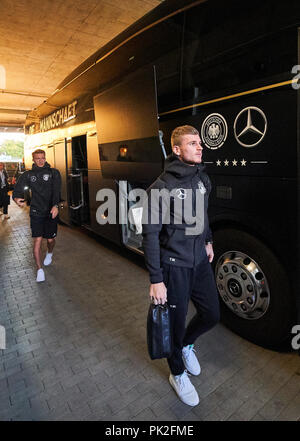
[182,344,201,376]
[169,370,199,406]
[36,268,45,282]
[43,252,53,266]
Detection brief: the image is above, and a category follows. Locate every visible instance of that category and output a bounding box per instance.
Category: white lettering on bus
[40,100,77,132]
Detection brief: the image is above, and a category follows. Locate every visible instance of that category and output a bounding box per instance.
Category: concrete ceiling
[0,0,164,129]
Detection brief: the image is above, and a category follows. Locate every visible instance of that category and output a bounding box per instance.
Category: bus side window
[181,1,297,103]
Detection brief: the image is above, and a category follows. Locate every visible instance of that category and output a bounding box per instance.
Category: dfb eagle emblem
[208,123,220,139]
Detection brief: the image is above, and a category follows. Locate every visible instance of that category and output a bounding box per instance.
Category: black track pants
[162,252,220,376]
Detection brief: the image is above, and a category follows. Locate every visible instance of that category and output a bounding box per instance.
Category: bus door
[93,65,164,252]
[68,134,90,226]
[86,131,101,233]
[53,139,70,225]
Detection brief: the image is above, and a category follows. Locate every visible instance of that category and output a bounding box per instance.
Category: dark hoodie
[142,154,212,284]
[13,162,61,217]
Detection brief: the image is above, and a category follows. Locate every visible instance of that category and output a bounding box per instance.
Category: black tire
[213,229,295,350]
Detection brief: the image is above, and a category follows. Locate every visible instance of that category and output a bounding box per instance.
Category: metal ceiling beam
[0,89,51,98]
[0,121,24,127]
[0,108,30,115]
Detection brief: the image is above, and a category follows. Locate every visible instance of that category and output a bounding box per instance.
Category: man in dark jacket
[13,149,61,282]
[0,162,10,219]
[142,125,220,406]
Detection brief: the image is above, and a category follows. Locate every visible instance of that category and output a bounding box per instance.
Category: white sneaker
[43,253,53,266]
[36,268,45,282]
[182,344,201,376]
[169,370,199,406]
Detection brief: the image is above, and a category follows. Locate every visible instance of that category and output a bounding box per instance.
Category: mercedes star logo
[176,188,187,200]
[234,106,267,148]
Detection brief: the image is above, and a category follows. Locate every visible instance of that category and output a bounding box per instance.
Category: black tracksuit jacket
[0,169,9,207]
[13,162,61,217]
[142,154,213,284]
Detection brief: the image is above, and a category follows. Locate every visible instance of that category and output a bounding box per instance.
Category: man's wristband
[206,241,213,245]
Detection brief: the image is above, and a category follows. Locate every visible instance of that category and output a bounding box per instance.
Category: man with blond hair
[13,149,61,282]
[143,125,220,406]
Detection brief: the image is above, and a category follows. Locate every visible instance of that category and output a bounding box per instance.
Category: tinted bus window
[93,13,183,113]
[181,1,298,104]
[153,14,183,111]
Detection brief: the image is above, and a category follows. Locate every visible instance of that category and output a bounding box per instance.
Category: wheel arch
[209,214,290,277]
[210,220,296,349]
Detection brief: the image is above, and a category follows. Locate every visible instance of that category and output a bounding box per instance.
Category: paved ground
[0,200,299,421]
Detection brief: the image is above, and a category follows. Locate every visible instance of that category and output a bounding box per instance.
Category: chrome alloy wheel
[215,251,270,320]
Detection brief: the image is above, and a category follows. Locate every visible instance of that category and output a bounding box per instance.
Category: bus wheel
[213,229,295,349]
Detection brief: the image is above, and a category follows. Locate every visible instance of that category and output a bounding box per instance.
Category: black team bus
[24,0,300,349]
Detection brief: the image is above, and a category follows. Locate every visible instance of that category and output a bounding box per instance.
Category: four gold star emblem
[215,159,248,166]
